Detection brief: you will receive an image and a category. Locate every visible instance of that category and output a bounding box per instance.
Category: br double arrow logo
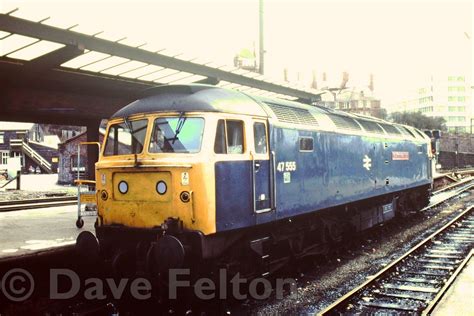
[363,155,372,171]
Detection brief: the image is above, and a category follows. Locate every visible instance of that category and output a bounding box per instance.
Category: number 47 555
[276,161,296,172]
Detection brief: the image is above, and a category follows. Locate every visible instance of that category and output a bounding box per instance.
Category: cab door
[252,120,272,213]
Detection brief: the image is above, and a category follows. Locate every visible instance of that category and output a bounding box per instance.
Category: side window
[299,137,314,152]
[253,122,267,154]
[226,121,244,154]
[214,120,226,154]
[214,120,244,154]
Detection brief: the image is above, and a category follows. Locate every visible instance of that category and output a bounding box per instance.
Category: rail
[319,205,474,315]
[0,196,76,212]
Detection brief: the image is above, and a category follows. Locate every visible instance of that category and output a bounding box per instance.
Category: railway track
[426,177,474,210]
[320,205,474,315]
[0,196,76,212]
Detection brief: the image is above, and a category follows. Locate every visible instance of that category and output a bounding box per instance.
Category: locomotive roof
[111,84,428,142]
[111,84,268,118]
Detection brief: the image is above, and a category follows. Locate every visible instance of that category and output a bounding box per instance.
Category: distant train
[77,84,433,277]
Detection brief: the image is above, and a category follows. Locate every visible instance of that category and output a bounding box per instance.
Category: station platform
[432,254,474,315]
[0,205,95,262]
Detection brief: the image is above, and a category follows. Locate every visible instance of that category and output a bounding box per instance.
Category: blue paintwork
[215,161,254,231]
[272,127,431,220]
[215,125,431,232]
[254,159,271,211]
[215,159,275,231]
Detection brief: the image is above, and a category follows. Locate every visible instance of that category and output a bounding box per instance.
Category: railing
[10,139,52,173]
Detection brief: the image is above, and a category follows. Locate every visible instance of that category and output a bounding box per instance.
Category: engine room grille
[356,119,384,133]
[265,103,319,126]
[327,114,362,131]
[379,123,402,135]
[397,126,416,138]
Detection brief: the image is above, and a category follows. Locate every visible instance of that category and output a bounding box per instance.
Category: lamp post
[259,0,265,75]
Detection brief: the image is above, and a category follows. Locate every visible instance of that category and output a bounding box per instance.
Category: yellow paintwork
[113,171,172,202]
[94,111,268,235]
[80,193,97,204]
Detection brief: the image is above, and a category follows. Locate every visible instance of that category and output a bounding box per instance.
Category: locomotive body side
[214,98,432,232]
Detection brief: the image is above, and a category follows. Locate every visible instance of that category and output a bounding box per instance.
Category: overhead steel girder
[0,14,321,103]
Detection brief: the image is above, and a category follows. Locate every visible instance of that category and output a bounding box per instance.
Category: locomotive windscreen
[149,117,205,153]
[104,119,148,156]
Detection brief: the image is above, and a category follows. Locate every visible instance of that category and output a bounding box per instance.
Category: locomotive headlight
[100,190,109,201]
[156,181,167,195]
[180,191,191,203]
[118,181,128,194]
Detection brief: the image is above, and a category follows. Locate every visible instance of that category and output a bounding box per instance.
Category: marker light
[156,181,167,195]
[118,181,128,194]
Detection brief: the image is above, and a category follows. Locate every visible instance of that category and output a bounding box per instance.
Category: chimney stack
[283,68,289,82]
[340,72,349,90]
[369,73,374,92]
[311,70,318,89]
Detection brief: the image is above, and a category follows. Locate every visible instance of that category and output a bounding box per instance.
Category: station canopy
[0,8,322,118]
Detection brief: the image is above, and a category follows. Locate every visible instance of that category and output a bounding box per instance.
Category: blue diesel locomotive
[77,84,432,276]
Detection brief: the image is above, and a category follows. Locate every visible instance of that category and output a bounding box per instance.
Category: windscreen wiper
[124,117,139,166]
[172,112,186,144]
[124,117,134,134]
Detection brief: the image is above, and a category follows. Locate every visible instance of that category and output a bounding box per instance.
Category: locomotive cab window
[149,116,204,153]
[214,119,244,154]
[299,137,314,152]
[253,122,267,154]
[104,119,148,156]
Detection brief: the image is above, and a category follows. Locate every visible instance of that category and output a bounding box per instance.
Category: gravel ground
[0,189,76,201]
[247,190,473,315]
[0,174,76,201]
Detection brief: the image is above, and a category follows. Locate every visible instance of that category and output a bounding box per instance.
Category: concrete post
[16,170,21,190]
[86,121,100,181]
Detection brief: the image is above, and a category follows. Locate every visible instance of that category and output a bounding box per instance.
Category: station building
[0,122,60,175]
[58,129,105,184]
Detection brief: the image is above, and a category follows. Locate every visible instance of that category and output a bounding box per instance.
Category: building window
[1,151,8,165]
[457,96,465,102]
[11,152,24,167]
[0,132,3,144]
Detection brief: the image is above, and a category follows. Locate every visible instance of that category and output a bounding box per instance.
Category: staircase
[10,139,53,174]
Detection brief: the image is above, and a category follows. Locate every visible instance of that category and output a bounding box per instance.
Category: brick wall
[437,133,474,169]
[438,133,474,153]
[58,134,88,184]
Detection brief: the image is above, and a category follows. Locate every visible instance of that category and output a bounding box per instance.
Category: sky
[2,0,473,105]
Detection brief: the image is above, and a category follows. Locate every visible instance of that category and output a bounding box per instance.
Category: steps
[10,139,53,174]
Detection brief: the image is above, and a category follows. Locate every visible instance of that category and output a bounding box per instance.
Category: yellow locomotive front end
[75,85,271,277]
[78,111,225,276]
[95,112,216,235]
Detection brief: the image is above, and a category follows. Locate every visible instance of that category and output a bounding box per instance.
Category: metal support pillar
[259,0,265,75]
[86,121,100,180]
